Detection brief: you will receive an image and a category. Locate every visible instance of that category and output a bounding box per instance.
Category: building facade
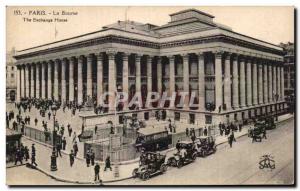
[6,48,17,102]
[14,9,286,125]
[281,42,295,98]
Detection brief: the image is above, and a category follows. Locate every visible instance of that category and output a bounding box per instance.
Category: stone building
[280,42,295,98]
[14,9,286,125]
[6,48,17,102]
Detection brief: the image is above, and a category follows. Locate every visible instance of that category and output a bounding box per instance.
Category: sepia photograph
[5,6,295,186]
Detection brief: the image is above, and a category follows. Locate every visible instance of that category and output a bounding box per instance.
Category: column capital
[135,54,142,62]
[107,51,116,60]
[168,55,175,62]
[54,59,60,64]
[146,55,153,62]
[197,52,205,58]
[87,54,94,62]
[213,50,224,59]
[225,52,232,60]
[181,53,189,61]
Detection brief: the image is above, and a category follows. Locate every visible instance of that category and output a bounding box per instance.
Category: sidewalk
[19,113,294,184]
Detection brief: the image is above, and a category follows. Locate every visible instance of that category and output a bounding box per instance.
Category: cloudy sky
[6,6,294,51]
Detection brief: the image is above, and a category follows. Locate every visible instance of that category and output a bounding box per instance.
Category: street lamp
[274,93,279,121]
[50,105,58,171]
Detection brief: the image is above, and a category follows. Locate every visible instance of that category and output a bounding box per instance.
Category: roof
[6,129,22,137]
[169,8,215,18]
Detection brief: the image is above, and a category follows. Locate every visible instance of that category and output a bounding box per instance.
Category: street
[109,118,294,185]
[6,117,294,185]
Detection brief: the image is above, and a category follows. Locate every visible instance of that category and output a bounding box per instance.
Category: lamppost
[273,93,279,121]
[50,105,58,171]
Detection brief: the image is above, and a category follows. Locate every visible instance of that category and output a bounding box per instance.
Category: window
[205,115,212,124]
[11,73,14,77]
[174,112,180,121]
[189,113,195,124]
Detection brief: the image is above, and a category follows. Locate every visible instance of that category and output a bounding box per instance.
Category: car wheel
[142,172,150,180]
[132,168,138,178]
[160,164,167,173]
[192,153,197,161]
[177,160,183,168]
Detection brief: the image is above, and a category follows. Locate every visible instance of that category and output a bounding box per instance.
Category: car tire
[177,160,183,168]
[142,172,150,180]
[132,168,138,178]
[192,153,197,161]
[160,164,167,173]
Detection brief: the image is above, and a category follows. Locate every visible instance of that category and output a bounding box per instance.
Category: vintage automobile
[132,152,168,180]
[248,122,266,142]
[135,129,171,152]
[195,136,217,157]
[264,117,276,130]
[167,141,197,168]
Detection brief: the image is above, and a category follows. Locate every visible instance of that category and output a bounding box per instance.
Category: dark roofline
[169,8,215,18]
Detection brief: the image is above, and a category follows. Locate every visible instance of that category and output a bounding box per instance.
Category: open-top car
[132,152,168,180]
[167,141,197,168]
[264,116,276,130]
[248,121,266,142]
[195,135,217,157]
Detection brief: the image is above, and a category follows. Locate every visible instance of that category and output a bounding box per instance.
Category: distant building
[280,42,295,99]
[6,48,17,102]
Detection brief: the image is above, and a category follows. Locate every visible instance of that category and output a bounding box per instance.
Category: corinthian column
[96,54,103,105]
[273,65,277,101]
[53,59,59,100]
[246,59,252,106]
[108,51,116,111]
[77,56,83,104]
[30,65,34,98]
[198,53,205,111]
[157,57,162,94]
[25,65,29,97]
[47,62,52,99]
[122,53,129,109]
[169,55,175,96]
[252,60,258,105]
[69,57,75,102]
[258,62,263,104]
[61,58,67,102]
[263,63,268,103]
[239,57,246,107]
[87,54,93,98]
[35,63,41,98]
[40,62,45,99]
[268,64,272,102]
[16,66,21,101]
[147,56,152,108]
[281,66,284,100]
[182,54,189,109]
[215,51,223,111]
[232,55,239,108]
[135,54,141,94]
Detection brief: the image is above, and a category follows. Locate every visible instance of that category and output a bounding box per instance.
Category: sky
[6,6,294,52]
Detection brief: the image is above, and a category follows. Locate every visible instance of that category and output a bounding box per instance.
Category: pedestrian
[94,125,98,134]
[34,118,38,126]
[31,151,38,167]
[104,156,112,171]
[69,150,75,167]
[14,149,23,165]
[262,127,267,139]
[176,140,180,152]
[48,111,51,120]
[185,128,189,137]
[94,163,100,182]
[90,149,95,166]
[31,144,36,155]
[62,137,67,150]
[73,142,78,157]
[82,123,85,133]
[204,127,208,136]
[56,142,62,157]
[228,132,236,148]
[68,124,72,137]
[239,123,243,132]
[86,150,91,167]
[24,146,30,161]
[72,132,77,143]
